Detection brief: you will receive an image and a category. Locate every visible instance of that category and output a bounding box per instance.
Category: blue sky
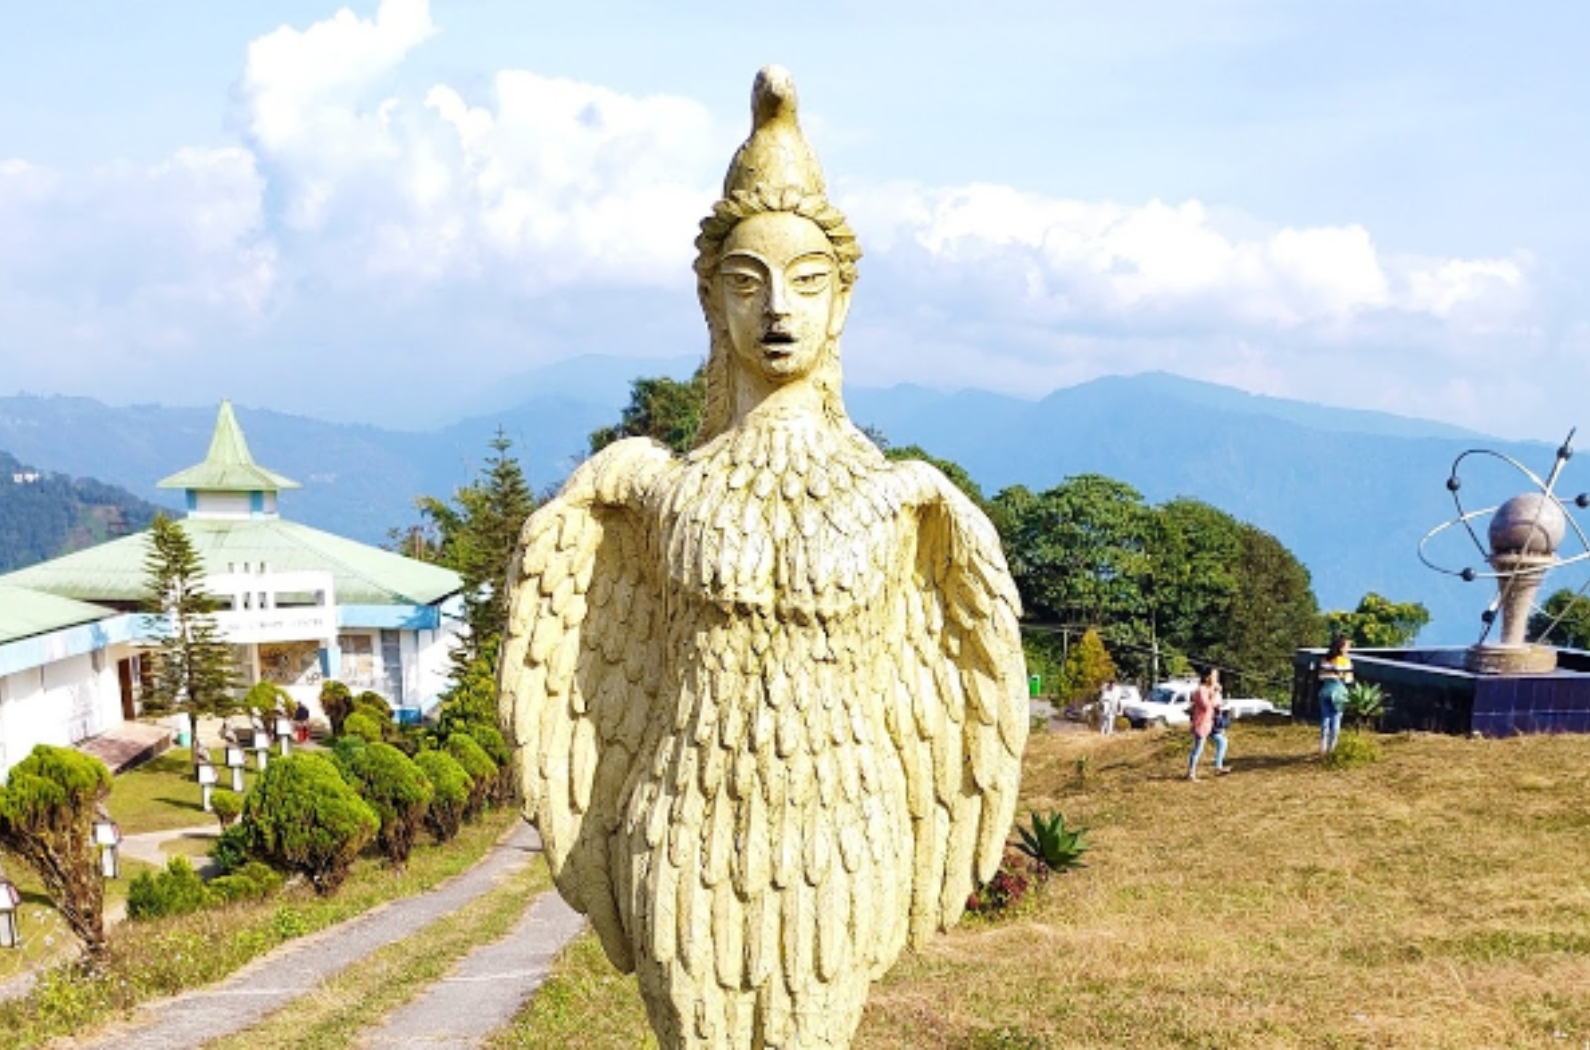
[2,0,1586,437]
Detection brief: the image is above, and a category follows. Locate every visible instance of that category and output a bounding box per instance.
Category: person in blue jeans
[1317,634,1353,754]
[1186,667,1228,779]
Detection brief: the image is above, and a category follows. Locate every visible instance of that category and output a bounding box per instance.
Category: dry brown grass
[503,724,1590,1049]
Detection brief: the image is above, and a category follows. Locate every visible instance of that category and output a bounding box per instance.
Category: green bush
[243,680,291,718]
[210,822,252,875]
[330,734,368,766]
[1324,731,1381,770]
[337,742,433,869]
[127,856,211,920]
[413,749,471,843]
[354,691,393,722]
[319,680,355,737]
[208,861,284,904]
[0,744,112,951]
[210,788,243,829]
[343,711,384,745]
[445,733,498,819]
[241,753,378,895]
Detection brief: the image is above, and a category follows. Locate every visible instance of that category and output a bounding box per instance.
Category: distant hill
[2,364,1572,645]
[0,449,163,572]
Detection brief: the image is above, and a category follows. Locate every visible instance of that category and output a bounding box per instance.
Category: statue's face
[716,211,851,385]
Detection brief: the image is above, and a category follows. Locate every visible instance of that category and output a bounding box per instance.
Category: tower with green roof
[157,400,300,520]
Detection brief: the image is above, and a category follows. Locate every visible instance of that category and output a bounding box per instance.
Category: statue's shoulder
[561,437,680,509]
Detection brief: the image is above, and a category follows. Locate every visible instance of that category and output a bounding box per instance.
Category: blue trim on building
[337,604,443,630]
[0,614,147,677]
[250,491,264,515]
[185,491,197,512]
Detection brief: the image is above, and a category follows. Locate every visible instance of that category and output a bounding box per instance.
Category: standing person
[1317,634,1354,754]
[1186,666,1224,781]
[1098,681,1119,736]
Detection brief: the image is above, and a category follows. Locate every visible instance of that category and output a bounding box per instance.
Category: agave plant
[1013,810,1089,875]
[1344,681,1388,729]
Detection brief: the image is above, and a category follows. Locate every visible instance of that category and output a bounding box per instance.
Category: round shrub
[127,856,211,920]
[330,734,367,767]
[445,733,498,819]
[1324,732,1381,770]
[208,861,284,904]
[243,680,291,718]
[343,711,384,745]
[241,753,378,895]
[354,691,393,722]
[210,788,243,829]
[210,822,252,875]
[338,742,433,869]
[320,680,355,737]
[413,750,471,844]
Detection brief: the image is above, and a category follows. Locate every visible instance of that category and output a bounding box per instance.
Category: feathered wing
[887,461,1029,945]
[499,439,674,973]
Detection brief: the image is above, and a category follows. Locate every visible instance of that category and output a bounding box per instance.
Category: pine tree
[141,512,238,718]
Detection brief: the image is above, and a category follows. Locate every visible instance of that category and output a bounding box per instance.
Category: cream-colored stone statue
[499,66,1028,1050]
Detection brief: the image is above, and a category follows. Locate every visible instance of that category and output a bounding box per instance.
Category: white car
[1120,679,1279,728]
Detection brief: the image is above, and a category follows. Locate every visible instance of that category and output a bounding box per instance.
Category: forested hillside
[0,450,163,572]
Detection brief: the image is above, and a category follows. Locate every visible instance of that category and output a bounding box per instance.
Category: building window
[338,633,378,691]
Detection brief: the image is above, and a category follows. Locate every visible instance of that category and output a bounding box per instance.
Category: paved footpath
[72,822,585,1050]
[357,891,583,1049]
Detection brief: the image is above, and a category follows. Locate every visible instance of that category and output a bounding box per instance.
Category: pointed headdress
[693,67,862,444]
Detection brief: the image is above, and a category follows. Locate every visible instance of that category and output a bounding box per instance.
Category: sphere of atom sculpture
[498,67,1029,1049]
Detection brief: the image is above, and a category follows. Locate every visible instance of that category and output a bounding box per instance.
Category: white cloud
[0,0,1562,437]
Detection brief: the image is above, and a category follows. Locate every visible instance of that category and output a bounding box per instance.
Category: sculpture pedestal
[1464,644,1558,675]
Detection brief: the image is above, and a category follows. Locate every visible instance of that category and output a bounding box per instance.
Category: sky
[1,0,1587,438]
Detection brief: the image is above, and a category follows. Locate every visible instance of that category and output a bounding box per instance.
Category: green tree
[993,475,1154,677]
[1325,592,1431,648]
[1529,588,1590,649]
[141,512,237,717]
[589,367,707,455]
[414,750,472,843]
[0,745,112,952]
[405,431,537,668]
[1058,627,1118,703]
[1214,524,1322,696]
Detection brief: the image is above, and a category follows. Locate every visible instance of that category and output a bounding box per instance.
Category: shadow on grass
[155,795,206,813]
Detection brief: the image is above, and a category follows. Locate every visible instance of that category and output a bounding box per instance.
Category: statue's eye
[723,271,762,296]
[785,262,833,295]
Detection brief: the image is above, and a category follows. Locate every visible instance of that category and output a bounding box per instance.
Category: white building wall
[0,648,123,780]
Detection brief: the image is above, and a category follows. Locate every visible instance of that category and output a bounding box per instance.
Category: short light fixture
[92,818,122,879]
[225,745,247,792]
[275,715,295,756]
[0,877,20,948]
[196,761,218,811]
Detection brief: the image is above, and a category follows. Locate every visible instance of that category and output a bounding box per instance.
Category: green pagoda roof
[0,584,119,645]
[0,518,461,608]
[157,400,300,493]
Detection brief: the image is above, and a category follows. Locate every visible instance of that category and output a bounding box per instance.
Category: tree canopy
[589,367,707,455]
[1324,592,1431,648]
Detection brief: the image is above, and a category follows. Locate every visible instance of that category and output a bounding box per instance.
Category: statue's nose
[765,276,791,318]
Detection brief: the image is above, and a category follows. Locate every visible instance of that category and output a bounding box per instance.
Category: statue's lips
[760,330,796,356]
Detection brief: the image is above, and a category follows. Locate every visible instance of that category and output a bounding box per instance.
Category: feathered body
[501,405,1027,1049]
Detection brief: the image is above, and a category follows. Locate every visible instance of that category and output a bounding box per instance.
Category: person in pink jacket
[1186,666,1228,780]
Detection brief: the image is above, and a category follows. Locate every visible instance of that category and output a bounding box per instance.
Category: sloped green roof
[157,400,299,493]
[0,584,119,645]
[0,519,461,607]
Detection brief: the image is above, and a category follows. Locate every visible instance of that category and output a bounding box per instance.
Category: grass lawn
[497,722,1590,1050]
[105,748,262,834]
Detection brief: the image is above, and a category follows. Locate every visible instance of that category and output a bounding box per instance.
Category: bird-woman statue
[499,65,1029,1050]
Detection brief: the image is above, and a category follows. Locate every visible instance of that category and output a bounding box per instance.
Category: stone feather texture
[499,406,1027,1049]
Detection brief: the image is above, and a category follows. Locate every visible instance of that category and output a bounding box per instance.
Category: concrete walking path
[71,821,584,1050]
[357,891,584,1049]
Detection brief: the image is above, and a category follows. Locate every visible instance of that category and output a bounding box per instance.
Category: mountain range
[1,360,1575,646]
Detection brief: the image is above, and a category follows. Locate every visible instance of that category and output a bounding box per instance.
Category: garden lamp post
[225,745,246,792]
[197,761,218,811]
[275,715,295,756]
[92,817,122,879]
[0,877,20,948]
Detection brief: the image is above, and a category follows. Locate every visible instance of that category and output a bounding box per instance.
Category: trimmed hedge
[241,753,377,895]
[337,742,433,869]
[413,750,471,844]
